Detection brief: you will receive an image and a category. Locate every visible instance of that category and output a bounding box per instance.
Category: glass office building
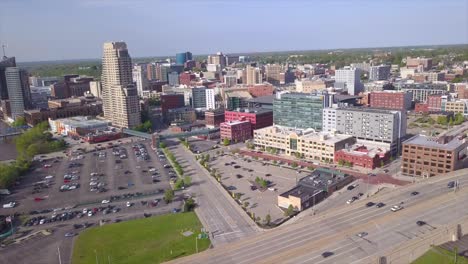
[273,93,325,130]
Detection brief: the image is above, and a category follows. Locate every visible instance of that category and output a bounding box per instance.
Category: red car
[34,197,44,202]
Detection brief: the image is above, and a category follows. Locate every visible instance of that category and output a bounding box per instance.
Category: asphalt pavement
[169,168,468,264]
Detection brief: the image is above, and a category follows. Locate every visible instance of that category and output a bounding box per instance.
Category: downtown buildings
[101,42,141,128]
[334,66,363,95]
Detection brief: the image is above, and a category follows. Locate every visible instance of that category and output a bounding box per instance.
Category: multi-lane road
[166,139,258,246]
[170,168,468,264]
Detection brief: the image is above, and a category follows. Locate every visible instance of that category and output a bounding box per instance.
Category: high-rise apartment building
[323,107,406,154]
[273,92,326,130]
[207,52,226,67]
[334,66,362,95]
[0,56,16,100]
[101,42,141,128]
[206,88,215,110]
[264,64,284,85]
[369,65,391,81]
[168,72,179,86]
[245,65,262,85]
[132,64,148,96]
[192,87,207,109]
[5,67,25,120]
[224,75,237,87]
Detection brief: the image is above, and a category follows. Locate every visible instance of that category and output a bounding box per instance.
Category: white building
[206,64,221,73]
[132,65,148,96]
[89,81,102,98]
[205,88,216,110]
[224,75,237,87]
[322,108,337,133]
[334,66,362,95]
[5,67,25,120]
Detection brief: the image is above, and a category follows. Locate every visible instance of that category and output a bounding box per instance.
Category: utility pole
[1,44,6,57]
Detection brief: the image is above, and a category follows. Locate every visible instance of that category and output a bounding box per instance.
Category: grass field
[72,212,211,264]
[412,246,468,264]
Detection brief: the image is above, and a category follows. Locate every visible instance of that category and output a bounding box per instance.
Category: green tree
[164,189,174,203]
[264,214,271,225]
[291,162,298,168]
[159,142,167,148]
[183,197,195,212]
[183,176,192,186]
[11,117,27,127]
[285,204,295,217]
[436,116,448,125]
[174,179,185,189]
[243,201,250,208]
[222,138,230,146]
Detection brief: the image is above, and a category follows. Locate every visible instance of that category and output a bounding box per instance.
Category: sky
[1,0,467,62]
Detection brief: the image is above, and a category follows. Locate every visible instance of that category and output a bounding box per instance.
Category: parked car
[356,232,368,238]
[2,202,16,208]
[391,205,403,212]
[101,200,110,204]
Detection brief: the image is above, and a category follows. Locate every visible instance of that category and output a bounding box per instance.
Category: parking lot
[2,139,173,216]
[207,153,309,225]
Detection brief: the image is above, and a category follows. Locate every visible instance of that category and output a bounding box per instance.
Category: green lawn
[412,246,468,264]
[72,212,210,264]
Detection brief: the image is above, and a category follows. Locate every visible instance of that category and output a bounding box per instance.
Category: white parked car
[149,168,157,172]
[88,211,93,217]
[2,202,16,208]
[82,208,88,214]
[89,181,98,186]
[44,175,54,180]
[90,172,98,177]
[126,201,132,207]
[101,200,110,204]
[268,187,276,191]
[391,205,403,212]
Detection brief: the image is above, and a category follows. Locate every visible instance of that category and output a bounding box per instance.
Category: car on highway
[356,232,368,238]
[321,251,334,258]
[101,200,110,204]
[376,202,385,208]
[365,202,375,207]
[411,191,419,196]
[65,232,75,237]
[347,185,355,191]
[416,220,426,226]
[2,202,16,208]
[126,201,132,207]
[346,197,357,204]
[391,205,403,212]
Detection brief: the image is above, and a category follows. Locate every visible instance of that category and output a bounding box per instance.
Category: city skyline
[1,0,467,62]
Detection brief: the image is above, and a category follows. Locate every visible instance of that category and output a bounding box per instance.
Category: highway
[169,168,468,264]
[166,139,258,246]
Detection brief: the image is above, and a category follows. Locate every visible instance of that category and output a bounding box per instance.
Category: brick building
[427,95,442,112]
[247,83,274,97]
[220,119,252,142]
[414,103,429,113]
[24,98,103,126]
[205,109,225,128]
[179,72,196,86]
[224,108,273,134]
[334,144,390,169]
[402,135,468,177]
[160,94,185,115]
[369,91,412,110]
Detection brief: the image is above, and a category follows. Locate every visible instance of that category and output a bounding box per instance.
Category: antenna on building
[1,44,7,58]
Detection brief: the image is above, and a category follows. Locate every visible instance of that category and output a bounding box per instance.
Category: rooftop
[51,116,109,128]
[403,135,467,150]
[337,106,401,115]
[221,120,250,126]
[255,125,353,143]
[225,108,272,114]
[247,95,275,104]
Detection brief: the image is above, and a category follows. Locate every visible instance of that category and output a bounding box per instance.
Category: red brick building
[427,95,442,112]
[224,108,273,135]
[415,103,429,113]
[161,94,185,115]
[220,119,251,143]
[247,83,274,97]
[369,91,412,110]
[205,109,225,128]
[179,72,196,86]
[334,145,390,169]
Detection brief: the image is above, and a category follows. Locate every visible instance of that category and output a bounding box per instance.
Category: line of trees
[161,144,192,190]
[0,122,67,189]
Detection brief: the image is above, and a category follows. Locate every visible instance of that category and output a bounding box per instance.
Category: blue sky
[1,0,467,62]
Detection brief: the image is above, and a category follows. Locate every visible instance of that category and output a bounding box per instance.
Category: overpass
[122,127,220,148]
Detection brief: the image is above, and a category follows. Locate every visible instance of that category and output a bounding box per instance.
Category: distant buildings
[394,81,448,102]
[101,41,141,128]
[334,142,390,169]
[160,94,185,116]
[89,81,102,98]
[205,109,225,128]
[166,107,196,124]
[368,65,391,81]
[0,56,16,100]
[191,87,215,109]
[245,65,262,85]
[132,65,148,96]
[402,135,468,177]
[334,66,362,95]
[168,72,179,86]
[264,64,293,84]
[273,92,326,130]
[247,83,274,97]
[207,52,226,68]
[295,78,334,93]
[406,57,433,71]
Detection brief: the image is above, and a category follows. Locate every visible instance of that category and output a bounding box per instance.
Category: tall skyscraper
[101,42,141,128]
[176,52,192,65]
[208,52,226,68]
[273,92,326,130]
[5,67,25,120]
[0,56,16,100]
[334,66,362,95]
